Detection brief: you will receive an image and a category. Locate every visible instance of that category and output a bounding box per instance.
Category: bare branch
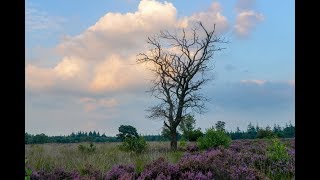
[136,21,228,149]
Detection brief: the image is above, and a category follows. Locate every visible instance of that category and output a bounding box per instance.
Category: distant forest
[25,122,295,144]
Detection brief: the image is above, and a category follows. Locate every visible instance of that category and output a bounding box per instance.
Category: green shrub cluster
[179,137,187,148]
[119,136,147,153]
[186,129,203,141]
[197,128,231,150]
[267,138,289,162]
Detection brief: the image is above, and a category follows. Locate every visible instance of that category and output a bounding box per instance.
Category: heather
[26,138,294,179]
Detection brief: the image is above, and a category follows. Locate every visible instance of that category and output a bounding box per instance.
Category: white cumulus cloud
[26,0,229,95]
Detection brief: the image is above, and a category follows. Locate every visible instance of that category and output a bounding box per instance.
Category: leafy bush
[179,137,187,148]
[78,143,96,153]
[186,129,203,141]
[267,138,289,162]
[25,159,32,180]
[120,136,147,153]
[197,128,231,150]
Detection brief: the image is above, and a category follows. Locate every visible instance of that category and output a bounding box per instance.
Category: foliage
[197,128,231,150]
[25,131,120,144]
[179,137,187,148]
[186,128,203,141]
[179,115,196,136]
[25,159,32,180]
[119,136,147,154]
[256,128,277,139]
[78,143,96,153]
[267,138,290,162]
[215,121,226,132]
[25,122,295,144]
[27,138,295,179]
[116,125,139,141]
[229,122,295,140]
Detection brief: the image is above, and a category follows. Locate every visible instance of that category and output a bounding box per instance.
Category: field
[25,138,295,179]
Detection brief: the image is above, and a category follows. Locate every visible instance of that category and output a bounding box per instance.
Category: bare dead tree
[137,22,227,150]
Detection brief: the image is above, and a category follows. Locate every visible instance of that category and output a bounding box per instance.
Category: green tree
[215,121,226,132]
[283,122,295,138]
[117,125,139,141]
[247,122,257,139]
[187,128,203,141]
[179,115,196,136]
[33,133,48,144]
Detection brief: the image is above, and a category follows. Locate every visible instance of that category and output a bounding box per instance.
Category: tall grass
[25,142,185,173]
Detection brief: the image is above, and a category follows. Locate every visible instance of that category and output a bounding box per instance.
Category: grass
[25,141,185,173]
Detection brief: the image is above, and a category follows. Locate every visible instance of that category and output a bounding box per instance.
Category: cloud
[25,65,56,90]
[26,0,229,95]
[240,79,266,85]
[234,0,264,37]
[25,5,66,32]
[178,2,229,34]
[79,97,118,112]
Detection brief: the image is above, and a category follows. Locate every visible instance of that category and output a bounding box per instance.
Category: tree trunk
[170,129,178,151]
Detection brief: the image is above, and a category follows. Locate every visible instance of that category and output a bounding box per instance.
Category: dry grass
[25,142,185,173]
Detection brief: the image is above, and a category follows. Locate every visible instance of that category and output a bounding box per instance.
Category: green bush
[120,136,147,153]
[25,159,32,180]
[179,137,187,148]
[78,143,96,153]
[187,129,203,141]
[197,128,231,150]
[267,138,289,162]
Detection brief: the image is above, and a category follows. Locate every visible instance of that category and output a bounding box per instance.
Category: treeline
[25,122,294,144]
[228,122,295,140]
[25,131,169,144]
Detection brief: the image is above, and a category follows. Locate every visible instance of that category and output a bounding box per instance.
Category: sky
[25,0,295,136]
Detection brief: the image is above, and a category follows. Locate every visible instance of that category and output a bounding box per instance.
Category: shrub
[187,129,203,141]
[25,159,32,180]
[179,137,187,148]
[120,136,147,153]
[78,143,96,153]
[197,128,231,150]
[267,138,289,162]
